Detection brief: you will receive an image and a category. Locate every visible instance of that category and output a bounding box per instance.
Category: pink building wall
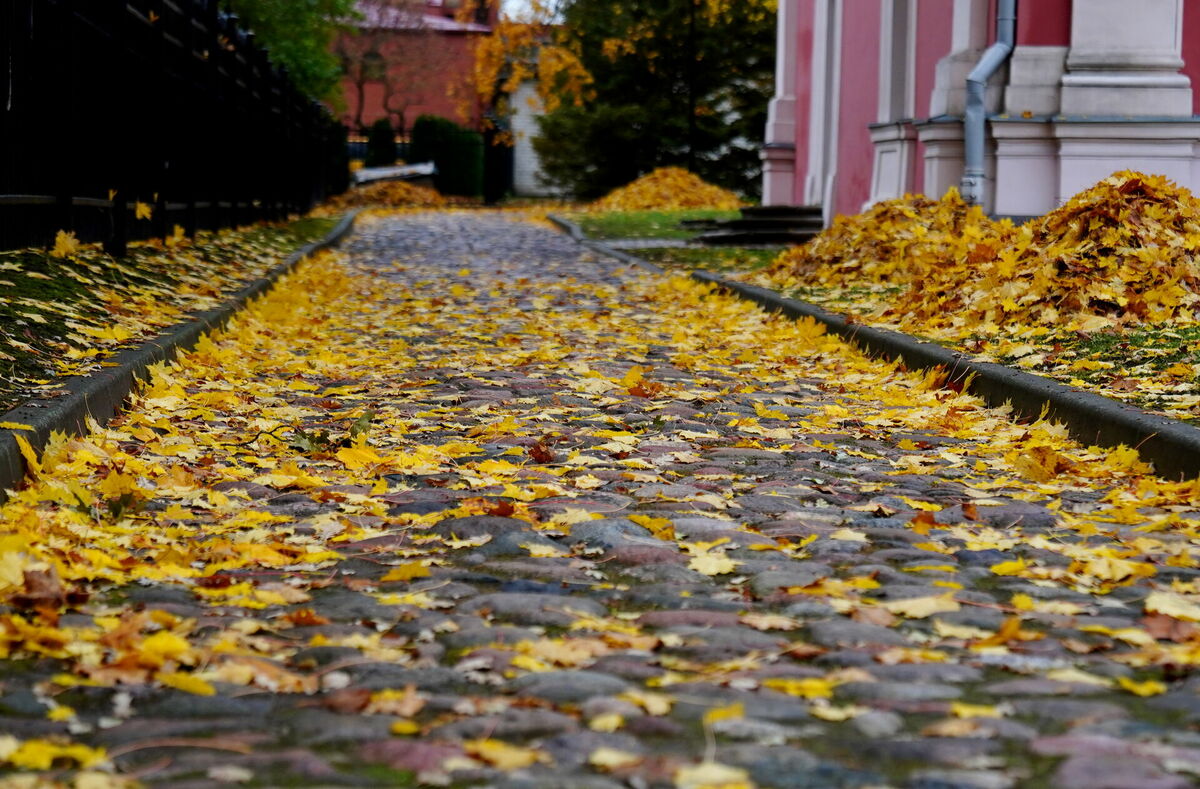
[912,0,954,194]
[792,0,816,205]
[834,2,881,216]
[1017,0,1070,46]
[1184,8,1200,114]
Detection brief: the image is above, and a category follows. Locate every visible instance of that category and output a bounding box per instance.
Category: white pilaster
[868,0,917,206]
[918,119,994,208]
[762,0,800,205]
[1055,121,1200,202]
[868,121,917,205]
[877,0,915,122]
[929,0,995,117]
[1004,46,1068,116]
[992,120,1057,216]
[1061,0,1192,116]
[804,0,842,221]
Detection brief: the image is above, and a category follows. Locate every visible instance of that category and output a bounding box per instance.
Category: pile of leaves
[765,188,1009,288]
[751,171,1200,420]
[318,180,448,211]
[0,219,336,413]
[766,172,1200,335]
[888,172,1200,334]
[589,167,742,212]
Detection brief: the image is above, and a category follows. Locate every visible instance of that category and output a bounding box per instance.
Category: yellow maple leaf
[51,230,80,257]
[932,619,993,640]
[589,746,642,771]
[881,593,960,619]
[674,761,755,789]
[336,445,382,471]
[463,739,546,769]
[1044,668,1113,687]
[629,513,675,539]
[761,677,836,699]
[738,612,801,631]
[828,528,867,542]
[98,472,141,500]
[46,705,75,721]
[1117,676,1167,697]
[14,434,42,478]
[135,201,153,220]
[156,671,216,696]
[808,703,868,721]
[1,738,107,770]
[990,558,1029,576]
[950,701,1003,719]
[588,712,624,732]
[688,552,739,576]
[1145,591,1200,622]
[752,401,787,420]
[136,631,192,667]
[390,720,421,735]
[619,689,673,715]
[381,562,432,582]
[702,702,744,726]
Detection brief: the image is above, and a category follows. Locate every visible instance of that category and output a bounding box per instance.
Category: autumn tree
[531,0,777,199]
[221,0,357,101]
[462,0,593,141]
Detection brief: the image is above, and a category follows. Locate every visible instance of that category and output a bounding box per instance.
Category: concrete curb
[548,213,1200,481]
[545,214,666,274]
[0,211,361,501]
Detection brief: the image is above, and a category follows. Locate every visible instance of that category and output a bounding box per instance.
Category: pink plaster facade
[833,2,881,216]
[790,0,815,204]
[912,1,953,195]
[763,0,1200,221]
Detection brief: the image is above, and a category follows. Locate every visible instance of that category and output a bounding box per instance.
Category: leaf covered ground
[751,172,1200,422]
[315,181,453,213]
[2,212,1200,787]
[0,219,336,415]
[588,168,744,212]
[565,210,742,241]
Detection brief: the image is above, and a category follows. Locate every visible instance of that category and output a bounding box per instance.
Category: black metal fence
[0,0,350,255]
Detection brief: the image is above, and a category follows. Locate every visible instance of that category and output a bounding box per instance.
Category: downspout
[961,0,1017,205]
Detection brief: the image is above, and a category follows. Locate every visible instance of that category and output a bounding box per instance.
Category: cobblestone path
[4,211,1200,788]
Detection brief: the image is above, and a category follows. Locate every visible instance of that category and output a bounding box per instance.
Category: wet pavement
[2,211,1200,788]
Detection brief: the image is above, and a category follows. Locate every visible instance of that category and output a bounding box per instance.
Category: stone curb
[548,213,1200,481]
[0,210,361,502]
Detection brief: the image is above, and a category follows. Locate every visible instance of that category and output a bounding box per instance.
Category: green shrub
[364,118,397,168]
[410,115,483,198]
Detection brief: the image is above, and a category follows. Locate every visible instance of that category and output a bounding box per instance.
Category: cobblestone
[2,211,1200,786]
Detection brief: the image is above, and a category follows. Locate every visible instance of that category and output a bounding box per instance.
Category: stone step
[693,228,820,246]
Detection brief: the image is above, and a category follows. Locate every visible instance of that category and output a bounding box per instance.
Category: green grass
[566,209,739,240]
[0,216,339,414]
[769,280,1200,425]
[637,246,782,275]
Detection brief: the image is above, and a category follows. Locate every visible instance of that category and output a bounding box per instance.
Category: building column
[929,0,992,117]
[868,0,917,205]
[1061,0,1191,116]
[1055,0,1200,202]
[804,0,841,221]
[919,0,992,206]
[1003,0,1070,117]
[762,0,800,206]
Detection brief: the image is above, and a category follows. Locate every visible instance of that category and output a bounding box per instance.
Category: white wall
[511,83,562,197]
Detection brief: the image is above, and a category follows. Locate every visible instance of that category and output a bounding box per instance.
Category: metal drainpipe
[961,0,1017,206]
